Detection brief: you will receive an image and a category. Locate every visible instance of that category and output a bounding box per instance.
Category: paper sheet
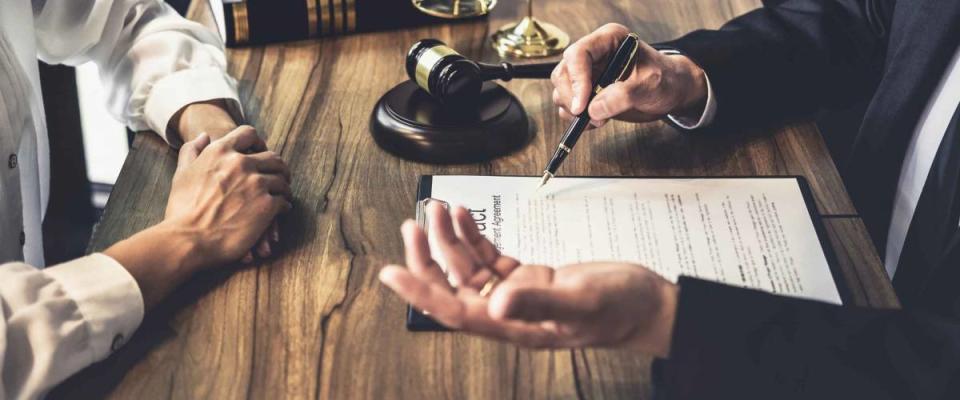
[426,176,842,304]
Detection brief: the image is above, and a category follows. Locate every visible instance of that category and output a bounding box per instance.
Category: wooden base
[370,81,532,164]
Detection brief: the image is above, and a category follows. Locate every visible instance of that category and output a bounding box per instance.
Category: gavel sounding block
[370,81,532,164]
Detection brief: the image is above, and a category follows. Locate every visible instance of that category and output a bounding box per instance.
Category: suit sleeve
[659,277,960,400]
[657,0,893,131]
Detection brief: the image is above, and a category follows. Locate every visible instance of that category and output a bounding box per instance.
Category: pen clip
[593,33,641,96]
[613,33,641,83]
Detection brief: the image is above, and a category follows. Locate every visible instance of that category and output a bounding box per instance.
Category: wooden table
[54,0,900,398]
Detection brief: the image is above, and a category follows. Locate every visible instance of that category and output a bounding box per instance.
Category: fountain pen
[537,33,641,189]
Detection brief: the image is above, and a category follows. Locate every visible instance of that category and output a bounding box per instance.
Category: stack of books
[208,0,478,46]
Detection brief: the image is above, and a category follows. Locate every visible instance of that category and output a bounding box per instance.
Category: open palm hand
[379,202,678,357]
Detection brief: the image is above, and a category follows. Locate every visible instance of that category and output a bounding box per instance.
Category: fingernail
[571,95,581,112]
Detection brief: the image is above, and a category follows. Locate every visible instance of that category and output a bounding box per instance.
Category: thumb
[587,82,637,122]
[488,284,593,322]
[177,133,210,167]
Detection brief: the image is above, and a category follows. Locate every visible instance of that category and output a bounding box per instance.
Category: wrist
[652,281,679,358]
[103,222,200,308]
[149,221,204,273]
[625,277,678,358]
[172,100,239,142]
[666,55,708,119]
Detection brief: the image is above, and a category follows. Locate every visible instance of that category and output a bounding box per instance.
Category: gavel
[406,39,559,104]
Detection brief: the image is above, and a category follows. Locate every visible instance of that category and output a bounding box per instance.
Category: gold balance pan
[412,0,497,18]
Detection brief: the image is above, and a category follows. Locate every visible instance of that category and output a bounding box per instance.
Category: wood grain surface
[53,0,898,398]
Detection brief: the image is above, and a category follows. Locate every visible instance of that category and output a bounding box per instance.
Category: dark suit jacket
[653,1,960,398]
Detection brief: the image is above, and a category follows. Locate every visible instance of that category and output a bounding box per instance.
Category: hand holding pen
[538,30,642,188]
[551,23,709,128]
[539,24,710,189]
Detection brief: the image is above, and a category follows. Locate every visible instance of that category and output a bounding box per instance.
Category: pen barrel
[545,116,591,174]
[560,116,591,148]
[594,34,640,88]
[545,146,570,174]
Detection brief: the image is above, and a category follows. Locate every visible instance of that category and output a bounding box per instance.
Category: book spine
[222,0,475,47]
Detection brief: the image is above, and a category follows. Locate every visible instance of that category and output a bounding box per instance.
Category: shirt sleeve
[658,47,717,130]
[660,51,717,130]
[0,254,144,400]
[31,0,243,146]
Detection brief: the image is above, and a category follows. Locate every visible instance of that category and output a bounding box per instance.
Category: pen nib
[536,172,553,191]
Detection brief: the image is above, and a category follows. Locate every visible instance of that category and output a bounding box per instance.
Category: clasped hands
[104,102,292,309]
[379,24,713,357]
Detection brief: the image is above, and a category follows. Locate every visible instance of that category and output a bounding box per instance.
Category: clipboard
[406,175,849,331]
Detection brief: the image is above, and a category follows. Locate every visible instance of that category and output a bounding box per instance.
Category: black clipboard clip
[416,197,449,231]
[407,197,452,331]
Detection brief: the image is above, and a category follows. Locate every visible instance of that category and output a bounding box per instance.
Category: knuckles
[226,153,248,171]
[635,69,663,91]
[599,22,629,35]
[550,63,564,83]
[251,174,269,190]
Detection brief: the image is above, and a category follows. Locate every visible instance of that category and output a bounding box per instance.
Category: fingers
[488,284,593,323]
[256,235,272,258]
[450,206,521,279]
[400,219,449,287]
[219,125,267,153]
[271,221,280,243]
[426,202,479,287]
[456,294,562,348]
[379,265,466,328]
[249,151,291,181]
[558,105,604,129]
[177,133,210,167]
[562,23,631,114]
[252,173,292,199]
[587,81,637,122]
[563,53,595,115]
[266,194,294,217]
[378,266,562,348]
[551,64,576,115]
[450,207,497,265]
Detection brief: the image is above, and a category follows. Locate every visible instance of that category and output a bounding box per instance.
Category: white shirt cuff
[667,71,717,130]
[143,67,244,147]
[43,253,144,361]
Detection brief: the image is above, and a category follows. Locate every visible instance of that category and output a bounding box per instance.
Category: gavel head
[406,39,483,104]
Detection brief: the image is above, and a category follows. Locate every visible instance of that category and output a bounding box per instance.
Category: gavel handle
[506,62,560,79]
[479,61,559,81]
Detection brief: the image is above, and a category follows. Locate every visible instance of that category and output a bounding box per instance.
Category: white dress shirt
[0,1,240,398]
[681,47,960,280]
[884,45,960,278]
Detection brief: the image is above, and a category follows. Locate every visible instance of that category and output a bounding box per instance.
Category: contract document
[418,175,842,305]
